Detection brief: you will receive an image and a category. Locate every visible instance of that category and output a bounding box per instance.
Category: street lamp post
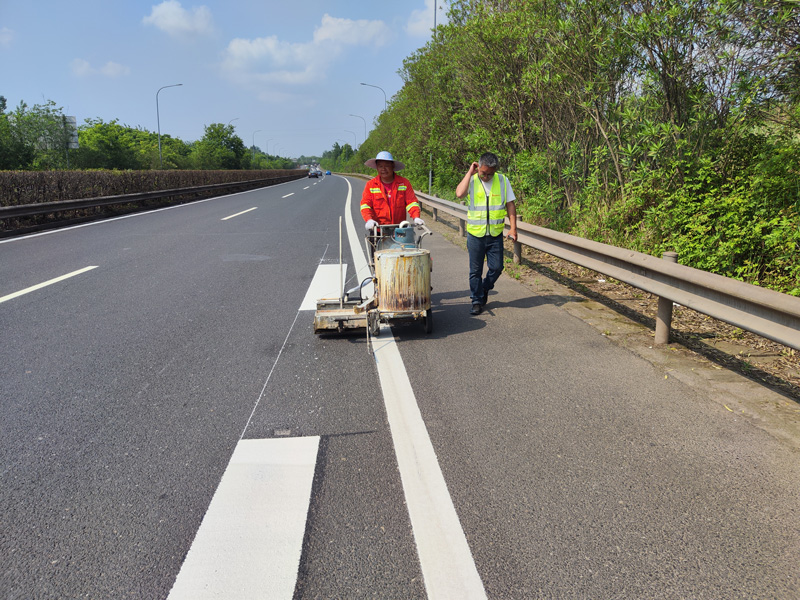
[360,82,387,111]
[344,130,357,148]
[349,114,367,143]
[252,130,262,168]
[156,83,182,168]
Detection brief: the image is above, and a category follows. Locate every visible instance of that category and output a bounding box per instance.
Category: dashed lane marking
[0,266,98,304]
[167,437,320,600]
[221,207,257,220]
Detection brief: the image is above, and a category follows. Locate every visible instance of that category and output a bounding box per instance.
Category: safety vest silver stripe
[467,217,505,225]
[468,203,506,211]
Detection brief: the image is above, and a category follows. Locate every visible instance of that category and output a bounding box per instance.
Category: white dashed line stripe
[0,266,98,304]
[167,437,320,600]
[221,207,257,220]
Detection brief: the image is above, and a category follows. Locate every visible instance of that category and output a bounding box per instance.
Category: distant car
[325,170,331,175]
[308,170,318,178]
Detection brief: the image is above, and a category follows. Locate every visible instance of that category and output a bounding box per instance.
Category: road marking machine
[313,221,433,336]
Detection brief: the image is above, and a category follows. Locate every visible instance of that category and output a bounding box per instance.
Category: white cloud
[220,13,391,88]
[0,27,14,47]
[407,0,448,37]
[142,0,213,37]
[71,59,131,78]
[312,14,389,47]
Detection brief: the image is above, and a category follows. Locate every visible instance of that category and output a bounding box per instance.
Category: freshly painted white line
[282,193,295,198]
[343,180,374,300]
[342,179,487,599]
[371,339,487,598]
[0,266,98,304]
[167,436,320,600]
[221,207,257,221]
[299,263,348,311]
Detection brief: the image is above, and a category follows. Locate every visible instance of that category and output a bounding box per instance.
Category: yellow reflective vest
[467,173,508,237]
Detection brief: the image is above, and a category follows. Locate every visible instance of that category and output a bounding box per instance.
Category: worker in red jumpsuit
[360,151,425,230]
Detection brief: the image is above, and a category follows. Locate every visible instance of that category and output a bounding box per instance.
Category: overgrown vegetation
[339,0,800,296]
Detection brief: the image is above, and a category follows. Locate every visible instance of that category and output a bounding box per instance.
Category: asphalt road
[1,174,798,599]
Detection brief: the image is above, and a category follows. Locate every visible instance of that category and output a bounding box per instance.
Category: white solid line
[299,263,348,311]
[282,193,295,198]
[342,179,487,599]
[0,266,98,304]
[221,207,257,220]
[167,437,320,600]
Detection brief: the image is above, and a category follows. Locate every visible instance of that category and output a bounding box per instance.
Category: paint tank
[375,248,431,312]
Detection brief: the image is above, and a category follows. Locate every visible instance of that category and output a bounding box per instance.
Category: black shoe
[481,291,489,306]
[470,303,483,315]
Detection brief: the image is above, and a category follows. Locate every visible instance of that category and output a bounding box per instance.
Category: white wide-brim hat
[364,150,405,171]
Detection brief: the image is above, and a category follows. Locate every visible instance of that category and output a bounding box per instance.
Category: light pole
[349,114,367,143]
[156,83,182,168]
[344,129,357,148]
[252,130,262,168]
[360,82,387,111]
[266,138,274,156]
[227,117,239,127]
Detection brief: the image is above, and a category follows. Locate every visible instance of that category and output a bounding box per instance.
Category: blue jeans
[467,233,504,304]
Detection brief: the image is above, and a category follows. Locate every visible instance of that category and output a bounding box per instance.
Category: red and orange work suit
[360,175,421,225]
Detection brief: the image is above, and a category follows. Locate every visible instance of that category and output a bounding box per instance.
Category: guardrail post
[458,219,465,237]
[513,240,522,264]
[432,207,438,222]
[655,251,679,345]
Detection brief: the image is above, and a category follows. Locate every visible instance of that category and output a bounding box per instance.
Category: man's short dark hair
[479,152,500,169]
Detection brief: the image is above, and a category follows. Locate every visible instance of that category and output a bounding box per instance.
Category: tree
[0,98,70,169]
[320,142,355,172]
[0,95,35,169]
[71,119,142,170]
[190,123,247,169]
[11,99,73,169]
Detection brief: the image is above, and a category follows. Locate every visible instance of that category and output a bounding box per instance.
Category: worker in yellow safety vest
[455,152,518,315]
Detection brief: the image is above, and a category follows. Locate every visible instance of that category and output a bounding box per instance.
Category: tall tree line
[347,0,799,294]
[0,97,294,171]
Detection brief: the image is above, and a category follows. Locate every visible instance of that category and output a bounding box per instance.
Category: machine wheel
[422,309,433,334]
[369,313,381,337]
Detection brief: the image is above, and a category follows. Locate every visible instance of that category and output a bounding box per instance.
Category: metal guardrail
[0,174,304,220]
[412,188,799,351]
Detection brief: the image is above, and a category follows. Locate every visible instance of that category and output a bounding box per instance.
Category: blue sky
[0,1,448,158]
